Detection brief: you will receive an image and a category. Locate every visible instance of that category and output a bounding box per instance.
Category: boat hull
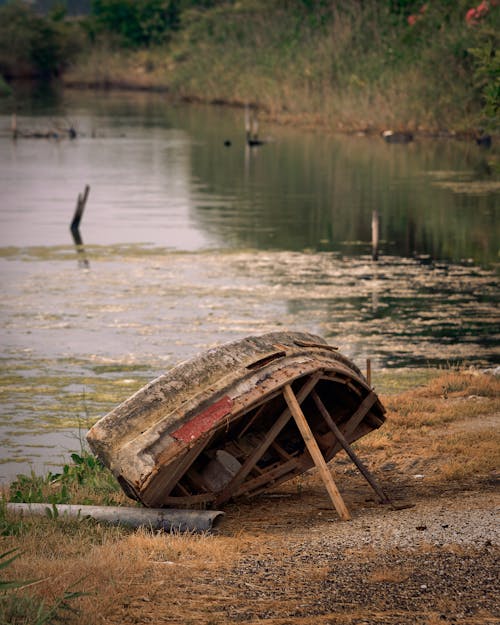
[86,332,386,508]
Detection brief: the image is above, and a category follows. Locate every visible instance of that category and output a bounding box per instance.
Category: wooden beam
[271,440,294,461]
[327,391,378,456]
[214,373,322,505]
[312,390,390,504]
[283,384,351,521]
[234,456,305,497]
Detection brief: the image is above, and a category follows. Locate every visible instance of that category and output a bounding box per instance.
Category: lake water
[0,85,499,480]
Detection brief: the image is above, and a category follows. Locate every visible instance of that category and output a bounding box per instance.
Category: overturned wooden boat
[87,332,386,518]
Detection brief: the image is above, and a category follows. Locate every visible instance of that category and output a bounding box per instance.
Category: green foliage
[469,39,500,130]
[0,1,85,78]
[90,0,180,47]
[160,0,500,132]
[9,452,121,507]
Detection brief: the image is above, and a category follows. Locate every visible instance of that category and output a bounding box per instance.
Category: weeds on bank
[432,430,500,479]
[8,451,125,507]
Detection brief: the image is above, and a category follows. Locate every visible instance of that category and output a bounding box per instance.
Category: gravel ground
[309,490,499,551]
[215,490,500,625]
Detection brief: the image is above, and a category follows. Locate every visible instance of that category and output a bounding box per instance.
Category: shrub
[90,0,180,47]
[0,1,85,78]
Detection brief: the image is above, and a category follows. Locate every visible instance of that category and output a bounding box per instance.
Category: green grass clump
[8,452,123,508]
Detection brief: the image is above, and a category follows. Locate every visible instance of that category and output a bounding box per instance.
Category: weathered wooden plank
[283,384,351,521]
[214,373,322,505]
[312,390,390,504]
[234,456,307,497]
[140,436,210,506]
[271,440,294,461]
[157,493,215,506]
[242,459,315,499]
[171,396,233,443]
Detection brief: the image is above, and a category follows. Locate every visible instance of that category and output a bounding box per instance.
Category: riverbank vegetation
[0,0,498,134]
[0,369,498,623]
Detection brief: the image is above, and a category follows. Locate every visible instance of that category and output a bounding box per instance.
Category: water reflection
[1,87,498,264]
[70,228,90,268]
[189,127,499,265]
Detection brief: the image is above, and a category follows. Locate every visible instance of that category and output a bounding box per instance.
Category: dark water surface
[0,87,498,479]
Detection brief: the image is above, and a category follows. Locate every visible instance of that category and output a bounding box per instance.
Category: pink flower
[466,7,478,22]
[408,13,418,25]
[466,1,491,23]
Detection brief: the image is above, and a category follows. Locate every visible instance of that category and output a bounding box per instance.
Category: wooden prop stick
[283,384,351,521]
[327,391,378,457]
[312,391,391,505]
[215,373,322,505]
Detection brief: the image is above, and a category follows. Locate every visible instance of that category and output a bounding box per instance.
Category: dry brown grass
[384,371,500,429]
[356,370,500,483]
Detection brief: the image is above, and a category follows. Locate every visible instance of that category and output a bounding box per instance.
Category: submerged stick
[70,184,90,232]
[7,503,224,533]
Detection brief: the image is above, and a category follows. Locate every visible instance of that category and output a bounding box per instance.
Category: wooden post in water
[71,184,90,233]
[372,209,379,261]
[366,358,371,386]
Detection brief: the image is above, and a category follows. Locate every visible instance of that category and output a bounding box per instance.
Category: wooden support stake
[215,373,322,505]
[70,184,90,232]
[327,391,378,457]
[366,358,371,386]
[283,384,351,521]
[312,391,391,504]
